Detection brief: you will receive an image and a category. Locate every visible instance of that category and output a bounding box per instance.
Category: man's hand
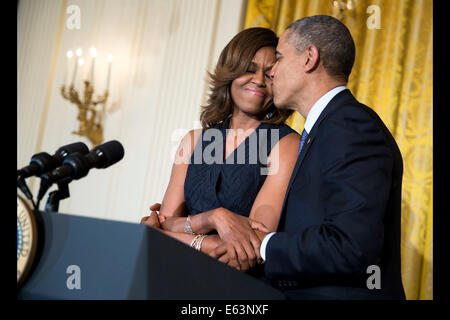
[211,208,270,269]
[209,228,269,271]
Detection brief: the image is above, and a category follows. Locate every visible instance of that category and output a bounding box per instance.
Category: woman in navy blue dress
[141,28,300,272]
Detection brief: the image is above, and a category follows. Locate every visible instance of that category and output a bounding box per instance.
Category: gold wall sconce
[61,47,112,147]
[332,0,355,20]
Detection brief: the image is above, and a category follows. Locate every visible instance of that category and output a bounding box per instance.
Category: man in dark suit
[212,15,406,300]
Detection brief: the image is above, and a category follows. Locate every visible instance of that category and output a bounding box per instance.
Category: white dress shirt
[260,86,347,261]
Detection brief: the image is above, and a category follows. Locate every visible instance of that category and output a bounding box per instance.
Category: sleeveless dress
[184,118,297,217]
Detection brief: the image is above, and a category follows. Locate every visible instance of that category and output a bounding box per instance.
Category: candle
[65,50,73,86]
[73,57,84,85]
[71,58,78,85]
[72,48,83,85]
[89,47,96,86]
[106,54,112,92]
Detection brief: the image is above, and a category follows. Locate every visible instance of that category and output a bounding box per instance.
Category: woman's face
[230,46,276,117]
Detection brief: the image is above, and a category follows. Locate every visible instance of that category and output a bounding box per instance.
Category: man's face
[270,30,306,110]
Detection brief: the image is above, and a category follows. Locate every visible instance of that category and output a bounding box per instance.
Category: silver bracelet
[190,234,208,251]
[190,234,202,249]
[184,215,196,235]
[196,235,208,251]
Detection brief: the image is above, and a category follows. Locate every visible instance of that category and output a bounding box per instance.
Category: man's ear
[304,45,320,73]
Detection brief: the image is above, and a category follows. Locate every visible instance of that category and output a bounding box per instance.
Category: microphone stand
[44,177,72,212]
[17,172,37,210]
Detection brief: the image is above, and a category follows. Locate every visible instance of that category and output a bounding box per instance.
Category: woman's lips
[245,88,265,97]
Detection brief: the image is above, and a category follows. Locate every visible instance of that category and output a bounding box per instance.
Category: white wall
[18,0,246,223]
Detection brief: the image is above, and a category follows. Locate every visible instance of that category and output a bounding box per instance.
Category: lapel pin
[307,138,311,144]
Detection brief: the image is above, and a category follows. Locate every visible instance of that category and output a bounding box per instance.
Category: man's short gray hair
[286,15,355,82]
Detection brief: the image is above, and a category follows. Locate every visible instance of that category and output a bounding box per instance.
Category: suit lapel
[288,132,313,188]
[278,124,316,218]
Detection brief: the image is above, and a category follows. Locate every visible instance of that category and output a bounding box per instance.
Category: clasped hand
[140,203,269,272]
[140,203,165,228]
[209,208,269,271]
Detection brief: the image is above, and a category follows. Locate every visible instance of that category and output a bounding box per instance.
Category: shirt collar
[303,86,347,133]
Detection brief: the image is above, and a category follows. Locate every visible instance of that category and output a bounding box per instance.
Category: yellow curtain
[245,0,433,300]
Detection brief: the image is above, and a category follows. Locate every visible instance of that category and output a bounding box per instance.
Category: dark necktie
[298,129,309,156]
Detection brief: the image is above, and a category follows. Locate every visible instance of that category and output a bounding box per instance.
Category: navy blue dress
[184,118,298,218]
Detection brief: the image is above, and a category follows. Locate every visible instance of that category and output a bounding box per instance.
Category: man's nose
[269,62,278,79]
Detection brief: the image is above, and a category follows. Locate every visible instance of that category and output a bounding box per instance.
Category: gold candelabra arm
[92,90,109,106]
[83,81,94,106]
[61,84,82,104]
[61,80,108,147]
[61,85,69,99]
[332,0,355,20]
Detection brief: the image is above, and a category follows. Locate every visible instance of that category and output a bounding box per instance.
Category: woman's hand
[209,229,267,271]
[145,202,188,232]
[149,203,161,212]
[140,211,162,229]
[140,203,165,229]
[200,234,224,254]
[209,240,264,271]
[159,216,186,232]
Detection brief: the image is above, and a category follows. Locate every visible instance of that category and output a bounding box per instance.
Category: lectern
[17,211,286,300]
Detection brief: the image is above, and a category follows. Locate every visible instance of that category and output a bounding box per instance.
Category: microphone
[17,142,89,204]
[37,140,124,201]
[17,142,90,179]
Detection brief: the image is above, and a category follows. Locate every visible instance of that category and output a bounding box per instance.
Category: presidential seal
[17,194,38,287]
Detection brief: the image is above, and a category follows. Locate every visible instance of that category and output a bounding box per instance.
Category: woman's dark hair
[200,27,294,128]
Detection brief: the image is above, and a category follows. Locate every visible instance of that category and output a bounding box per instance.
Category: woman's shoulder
[259,122,300,158]
[182,128,203,143]
[175,128,203,164]
[263,122,300,139]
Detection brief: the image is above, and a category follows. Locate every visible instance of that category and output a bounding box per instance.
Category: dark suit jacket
[264,89,406,300]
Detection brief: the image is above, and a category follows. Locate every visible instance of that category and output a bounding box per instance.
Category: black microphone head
[61,152,91,180]
[26,152,53,176]
[92,140,124,168]
[55,142,89,159]
[20,142,89,179]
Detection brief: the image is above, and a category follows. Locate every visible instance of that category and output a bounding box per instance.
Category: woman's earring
[266,112,273,119]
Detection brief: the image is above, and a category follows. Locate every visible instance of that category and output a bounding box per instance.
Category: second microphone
[37,140,125,201]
